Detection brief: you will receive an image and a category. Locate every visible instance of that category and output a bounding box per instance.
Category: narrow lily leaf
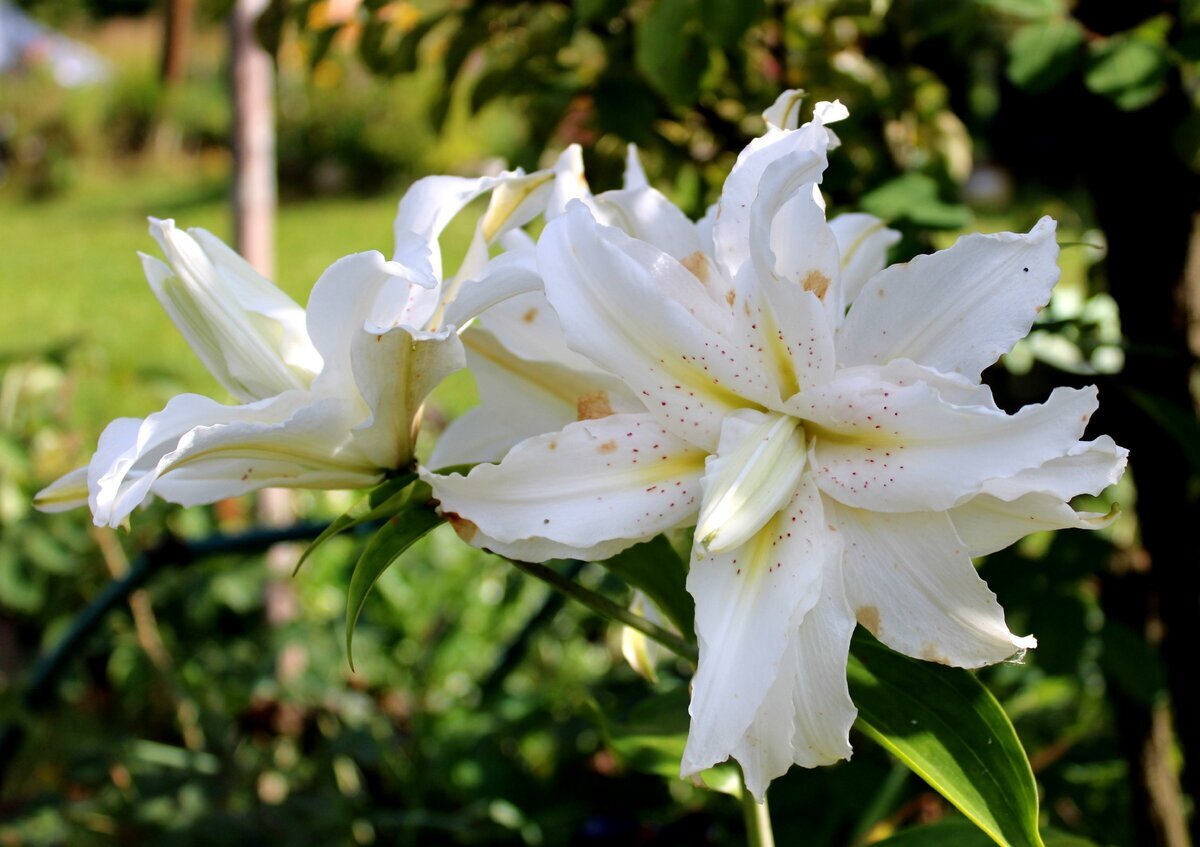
[847,631,1044,847]
[869,821,1000,847]
[587,689,739,795]
[346,482,443,669]
[871,823,1099,847]
[600,535,695,638]
[294,472,418,576]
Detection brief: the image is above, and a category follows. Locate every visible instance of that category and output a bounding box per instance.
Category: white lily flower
[431,143,691,468]
[36,167,554,526]
[426,94,1127,799]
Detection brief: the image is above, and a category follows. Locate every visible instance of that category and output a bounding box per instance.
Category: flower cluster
[37,91,1126,799]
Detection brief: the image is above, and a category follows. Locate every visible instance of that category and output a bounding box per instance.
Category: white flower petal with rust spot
[426,413,707,554]
[538,204,777,449]
[832,502,1036,668]
[430,326,639,467]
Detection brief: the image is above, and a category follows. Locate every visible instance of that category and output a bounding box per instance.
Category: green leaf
[345,482,444,669]
[973,0,1063,20]
[575,0,626,25]
[600,535,695,637]
[871,822,1100,847]
[698,0,764,48]
[860,173,970,230]
[848,632,1043,847]
[1007,19,1084,92]
[1085,37,1169,111]
[634,0,710,106]
[588,688,739,794]
[294,472,418,575]
[871,821,998,847]
[359,12,442,77]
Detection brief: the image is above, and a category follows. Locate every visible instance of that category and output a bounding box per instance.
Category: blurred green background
[1,0,1197,844]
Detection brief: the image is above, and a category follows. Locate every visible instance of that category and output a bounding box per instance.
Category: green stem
[740,773,776,847]
[505,558,698,664]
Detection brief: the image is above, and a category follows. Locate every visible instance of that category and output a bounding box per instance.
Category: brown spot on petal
[725,289,737,307]
[577,391,614,421]
[857,605,881,633]
[598,440,618,454]
[802,270,831,300]
[522,307,539,323]
[920,643,952,665]
[681,250,710,284]
[445,513,478,543]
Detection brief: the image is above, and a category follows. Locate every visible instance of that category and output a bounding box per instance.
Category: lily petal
[797,361,1100,512]
[441,248,543,331]
[950,492,1118,558]
[976,435,1128,502]
[538,203,776,448]
[948,436,1127,556]
[392,168,550,281]
[731,554,857,799]
[546,145,591,219]
[143,219,317,401]
[837,217,1060,380]
[348,324,465,469]
[592,186,703,260]
[829,213,900,308]
[713,103,841,279]
[306,251,426,399]
[33,466,90,512]
[623,143,649,190]
[151,396,381,505]
[736,148,838,399]
[695,410,808,555]
[682,475,832,777]
[426,413,706,556]
[832,501,1036,668]
[87,390,371,527]
[430,325,639,466]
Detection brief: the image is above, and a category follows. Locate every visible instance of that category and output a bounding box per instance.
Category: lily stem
[739,774,776,847]
[505,558,698,664]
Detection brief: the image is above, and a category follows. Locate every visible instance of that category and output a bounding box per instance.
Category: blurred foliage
[269,0,1199,229]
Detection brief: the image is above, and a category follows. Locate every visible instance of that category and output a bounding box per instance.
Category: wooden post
[230,0,276,279]
[159,0,194,86]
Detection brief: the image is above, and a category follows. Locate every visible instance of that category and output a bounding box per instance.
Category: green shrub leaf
[848,632,1043,847]
[1007,19,1084,92]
